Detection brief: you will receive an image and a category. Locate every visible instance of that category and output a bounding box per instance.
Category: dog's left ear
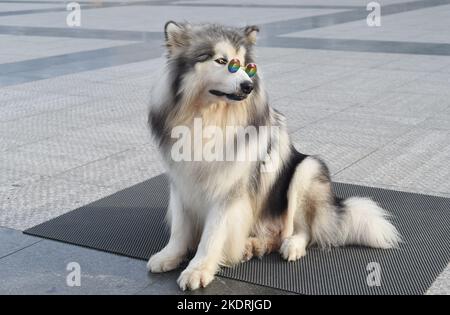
[164,21,191,55]
[243,25,259,45]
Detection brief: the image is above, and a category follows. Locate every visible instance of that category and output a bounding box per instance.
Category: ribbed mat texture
[25,174,450,294]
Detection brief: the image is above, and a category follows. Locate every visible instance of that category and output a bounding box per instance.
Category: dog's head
[164,21,260,105]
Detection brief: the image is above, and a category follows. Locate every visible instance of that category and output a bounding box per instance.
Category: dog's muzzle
[209,81,254,101]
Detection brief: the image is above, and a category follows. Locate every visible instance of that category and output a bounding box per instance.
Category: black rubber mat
[24,174,450,295]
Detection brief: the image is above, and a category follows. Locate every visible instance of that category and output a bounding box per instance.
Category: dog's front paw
[280,236,307,262]
[177,267,214,291]
[147,250,183,273]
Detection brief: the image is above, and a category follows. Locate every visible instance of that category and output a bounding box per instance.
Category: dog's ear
[243,25,259,45]
[164,21,190,55]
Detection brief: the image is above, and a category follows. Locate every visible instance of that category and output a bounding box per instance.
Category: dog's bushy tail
[335,197,401,248]
[293,156,401,249]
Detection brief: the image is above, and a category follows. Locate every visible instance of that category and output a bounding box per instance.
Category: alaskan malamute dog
[147,21,400,291]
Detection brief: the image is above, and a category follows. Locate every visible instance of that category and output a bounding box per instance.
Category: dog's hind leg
[279,157,331,261]
[147,184,193,273]
[243,220,283,261]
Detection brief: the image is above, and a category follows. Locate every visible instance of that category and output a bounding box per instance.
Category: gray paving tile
[137,269,291,295]
[397,72,450,96]
[319,69,426,94]
[0,71,45,86]
[0,149,87,176]
[53,116,153,149]
[286,86,379,107]
[290,137,374,175]
[0,88,61,103]
[0,167,43,192]
[271,48,401,68]
[176,0,360,9]
[284,4,450,44]
[181,0,409,7]
[0,3,61,13]
[427,263,450,295]
[8,75,141,97]
[107,73,161,89]
[331,178,450,199]
[15,138,125,165]
[0,34,135,65]
[290,112,413,149]
[419,117,450,130]
[274,95,356,112]
[272,102,339,133]
[0,110,96,145]
[344,92,450,121]
[54,146,163,190]
[0,137,23,152]
[0,227,41,259]
[0,178,114,230]
[268,37,450,57]
[264,63,360,98]
[0,94,91,122]
[335,128,450,196]
[378,55,450,73]
[0,239,153,294]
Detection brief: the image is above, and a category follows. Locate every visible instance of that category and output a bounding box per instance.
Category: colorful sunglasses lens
[228,59,240,73]
[245,63,257,78]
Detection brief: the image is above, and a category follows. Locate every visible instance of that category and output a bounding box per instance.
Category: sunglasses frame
[227,58,257,78]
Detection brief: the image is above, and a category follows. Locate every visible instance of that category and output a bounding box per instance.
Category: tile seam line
[0,239,44,260]
[1,114,153,155]
[331,179,450,198]
[0,41,152,74]
[0,93,146,124]
[40,141,156,181]
[332,125,421,177]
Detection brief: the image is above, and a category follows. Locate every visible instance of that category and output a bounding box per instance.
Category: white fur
[339,197,401,248]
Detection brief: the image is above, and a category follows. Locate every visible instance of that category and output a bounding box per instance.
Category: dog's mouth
[209,90,247,101]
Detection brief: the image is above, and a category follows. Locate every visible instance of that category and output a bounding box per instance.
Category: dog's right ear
[164,21,190,55]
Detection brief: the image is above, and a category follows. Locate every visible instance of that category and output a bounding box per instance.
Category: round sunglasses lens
[245,63,257,77]
[228,59,240,73]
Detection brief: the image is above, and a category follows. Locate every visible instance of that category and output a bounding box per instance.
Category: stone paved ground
[0,0,449,294]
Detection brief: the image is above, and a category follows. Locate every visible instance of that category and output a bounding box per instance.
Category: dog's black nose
[240,81,254,94]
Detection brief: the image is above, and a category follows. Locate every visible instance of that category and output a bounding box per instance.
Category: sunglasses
[227,58,257,78]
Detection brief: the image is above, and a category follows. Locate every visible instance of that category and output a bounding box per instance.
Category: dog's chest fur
[163,106,260,210]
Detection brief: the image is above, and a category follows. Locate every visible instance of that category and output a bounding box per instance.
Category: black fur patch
[263,146,308,217]
[169,56,193,104]
[334,196,346,215]
[148,108,165,140]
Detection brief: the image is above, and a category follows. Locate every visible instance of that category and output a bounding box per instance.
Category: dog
[147,21,400,291]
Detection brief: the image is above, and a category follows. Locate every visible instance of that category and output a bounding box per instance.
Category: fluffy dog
[147,21,400,291]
